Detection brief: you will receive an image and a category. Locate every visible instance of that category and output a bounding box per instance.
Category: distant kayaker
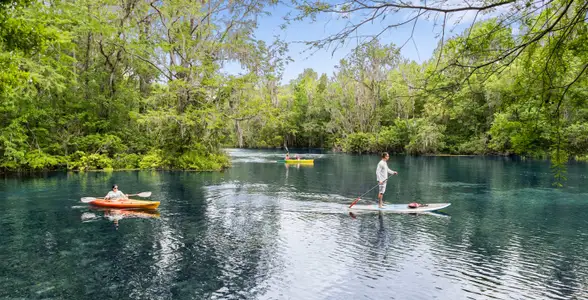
[104,184,128,201]
[376,152,398,208]
[285,153,290,160]
[295,154,300,160]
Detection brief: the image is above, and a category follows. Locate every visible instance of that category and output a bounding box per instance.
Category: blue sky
[224,3,479,83]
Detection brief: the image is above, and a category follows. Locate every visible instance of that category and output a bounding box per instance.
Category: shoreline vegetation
[0,1,586,177]
[1,148,587,175]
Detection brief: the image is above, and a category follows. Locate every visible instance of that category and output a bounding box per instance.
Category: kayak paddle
[80,191,152,203]
[128,192,152,197]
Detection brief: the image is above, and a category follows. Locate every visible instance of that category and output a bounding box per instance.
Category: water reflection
[81,208,160,229]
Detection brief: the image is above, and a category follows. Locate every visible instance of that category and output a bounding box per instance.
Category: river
[1,149,587,299]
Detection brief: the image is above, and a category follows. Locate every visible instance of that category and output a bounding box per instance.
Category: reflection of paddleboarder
[284,142,290,160]
[285,161,289,178]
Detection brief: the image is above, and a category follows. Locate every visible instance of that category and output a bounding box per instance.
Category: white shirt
[105,190,125,200]
[376,160,395,182]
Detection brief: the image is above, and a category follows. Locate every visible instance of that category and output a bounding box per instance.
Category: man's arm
[387,165,398,175]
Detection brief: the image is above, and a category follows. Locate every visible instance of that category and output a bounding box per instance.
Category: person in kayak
[285,153,290,160]
[104,184,128,201]
[376,152,398,208]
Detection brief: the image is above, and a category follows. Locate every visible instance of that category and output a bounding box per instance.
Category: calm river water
[1,149,588,299]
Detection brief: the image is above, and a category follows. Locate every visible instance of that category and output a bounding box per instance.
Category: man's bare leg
[378,193,384,208]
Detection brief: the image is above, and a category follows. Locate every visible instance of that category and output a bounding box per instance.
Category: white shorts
[379,183,387,194]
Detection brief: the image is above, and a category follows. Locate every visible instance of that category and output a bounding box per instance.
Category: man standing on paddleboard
[377,152,397,208]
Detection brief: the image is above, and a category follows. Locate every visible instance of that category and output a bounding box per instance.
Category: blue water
[1,149,588,299]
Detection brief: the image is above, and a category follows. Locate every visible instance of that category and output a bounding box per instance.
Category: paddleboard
[349,203,451,213]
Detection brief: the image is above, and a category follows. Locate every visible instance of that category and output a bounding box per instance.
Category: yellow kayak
[281,159,314,164]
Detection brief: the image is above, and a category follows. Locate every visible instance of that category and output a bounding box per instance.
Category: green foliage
[456,135,488,155]
[0,0,273,173]
[67,151,113,171]
[135,145,230,171]
[176,144,230,170]
[73,134,127,155]
[139,150,165,170]
[0,120,28,169]
[25,151,63,170]
[406,119,446,154]
[375,121,409,153]
[488,108,551,157]
[565,123,588,156]
[488,112,521,154]
[113,153,141,169]
[248,133,283,148]
[550,147,569,187]
[176,150,230,171]
[342,132,373,154]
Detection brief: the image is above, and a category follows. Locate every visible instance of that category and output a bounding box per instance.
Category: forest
[0,0,586,174]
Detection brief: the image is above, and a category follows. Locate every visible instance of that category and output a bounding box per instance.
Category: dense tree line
[243,0,588,184]
[0,0,278,171]
[0,0,586,175]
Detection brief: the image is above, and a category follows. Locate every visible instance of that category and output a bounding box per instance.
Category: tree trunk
[235,120,243,148]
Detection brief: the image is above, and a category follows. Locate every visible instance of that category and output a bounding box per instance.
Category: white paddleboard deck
[349,203,451,213]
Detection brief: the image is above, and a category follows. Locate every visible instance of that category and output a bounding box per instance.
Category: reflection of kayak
[82,208,160,222]
[277,159,314,164]
[90,199,160,209]
[103,209,160,219]
[349,203,451,213]
[285,163,314,168]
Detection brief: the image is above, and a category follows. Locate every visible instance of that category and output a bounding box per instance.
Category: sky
[223,2,490,83]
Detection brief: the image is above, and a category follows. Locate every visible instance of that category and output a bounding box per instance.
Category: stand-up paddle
[349,178,390,208]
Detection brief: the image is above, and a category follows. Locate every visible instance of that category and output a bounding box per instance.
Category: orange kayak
[90,199,160,209]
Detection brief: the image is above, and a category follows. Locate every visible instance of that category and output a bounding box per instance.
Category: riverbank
[0,150,231,173]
